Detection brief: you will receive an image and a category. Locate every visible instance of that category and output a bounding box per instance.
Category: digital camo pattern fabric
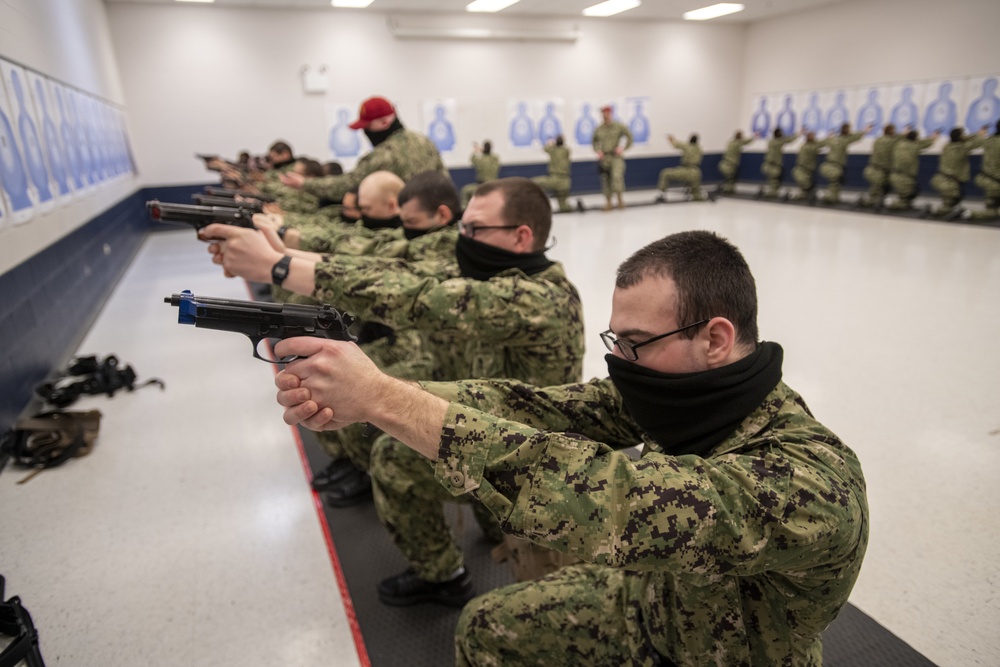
[312,257,584,388]
[303,128,447,203]
[421,377,867,666]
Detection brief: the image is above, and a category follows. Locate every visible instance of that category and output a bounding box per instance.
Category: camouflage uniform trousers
[371,436,506,581]
[760,161,783,197]
[970,171,1000,219]
[718,159,738,193]
[656,166,704,200]
[323,330,435,468]
[792,165,816,197]
[888,172,919,209]
[460,183,481,209]
[862,165,891,207]
[532,174,572,212]
[930,172,964,213]
[455,563,663,667]
[599,155,626,198]
[819,161,846,202]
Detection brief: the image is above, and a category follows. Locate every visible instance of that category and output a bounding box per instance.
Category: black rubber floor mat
[298,428,513,666]
[298,428,937,667]
[822,603,938,666]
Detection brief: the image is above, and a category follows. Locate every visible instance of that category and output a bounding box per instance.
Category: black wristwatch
[271,255,292,286]
[277,225,288,240]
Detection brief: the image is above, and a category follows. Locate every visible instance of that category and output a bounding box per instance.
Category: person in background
[592,105,633,211]
[532,135,572,213]
[460,141,501,208]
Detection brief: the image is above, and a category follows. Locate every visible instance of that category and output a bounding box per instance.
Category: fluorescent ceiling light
[175,0,215,3]
[582,0,641,17]
[332,0,374,7]
[389,25,578,42]
[466,0,521,13]
[683,3,745,20]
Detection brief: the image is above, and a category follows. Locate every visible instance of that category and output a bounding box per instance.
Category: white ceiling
[103,0,847,24]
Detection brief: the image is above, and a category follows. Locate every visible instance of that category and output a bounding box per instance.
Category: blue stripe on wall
[0,184,209,434]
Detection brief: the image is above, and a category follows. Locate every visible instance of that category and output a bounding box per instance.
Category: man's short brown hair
[399,170,460,221]
[616,231,759,349]
[473,177,551,251]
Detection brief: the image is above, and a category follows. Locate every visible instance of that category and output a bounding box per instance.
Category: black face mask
[606,341,783,458]
[270,158,295,170]
[403,218,453,241]
[403,226,431,240]
[361,214,402,230]
[364,118,404,147]
[455,234,553,281]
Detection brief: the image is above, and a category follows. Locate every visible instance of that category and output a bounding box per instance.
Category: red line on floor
[247,281,371,667]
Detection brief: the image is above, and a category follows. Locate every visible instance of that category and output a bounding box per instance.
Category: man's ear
[515,225,535,253]
[704,317,736,368]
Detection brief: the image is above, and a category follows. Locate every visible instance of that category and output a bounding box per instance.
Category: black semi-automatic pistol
[147,200,256,234]
[165,291,357,362]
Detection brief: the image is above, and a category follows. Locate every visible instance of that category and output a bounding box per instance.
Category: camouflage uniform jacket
[293,219,373,254]
[312,258,583,386]
[471,153,501,183]
[937,136,988,182]
[424,375,868,666]
[303,127,447,202]
[822,132,865,167]
[312,223,460,261]
[544,144,571,176]
[795,140,824,172]
[259,179,320,214]
[764,135,796,166]
[592,121,634,156]
[891,137,937,177]
[868,135,902,172]
[669,137,703,168]
[723,137,754,164]
[981,135,1000,180]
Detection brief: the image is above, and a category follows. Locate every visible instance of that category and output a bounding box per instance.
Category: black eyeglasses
[457,220,519,239]
[600,319,710,361]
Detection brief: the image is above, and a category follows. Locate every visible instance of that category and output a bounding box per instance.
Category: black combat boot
[324,469,372,507]
[310,457,358,491]
[377,567,475,607]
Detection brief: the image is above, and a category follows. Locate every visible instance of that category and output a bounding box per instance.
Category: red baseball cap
[349,96,396,130]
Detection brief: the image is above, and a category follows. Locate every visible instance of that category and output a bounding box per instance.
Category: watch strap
[271,255,292,286]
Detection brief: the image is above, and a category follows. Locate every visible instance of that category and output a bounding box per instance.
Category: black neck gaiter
[455,234,553,281]
[403,219,454,241]
[270,158,295,171]
[364,118,404,147]
[361,214,402,230]
[606,342,783,458]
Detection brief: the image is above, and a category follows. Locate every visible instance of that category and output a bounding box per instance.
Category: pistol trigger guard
[253,336,300,364]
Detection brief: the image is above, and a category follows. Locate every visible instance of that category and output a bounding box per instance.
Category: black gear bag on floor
[33,355,164,408]
[0,575,45,667]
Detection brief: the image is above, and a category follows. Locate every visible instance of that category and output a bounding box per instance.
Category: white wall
[0,0,137,276]
[741,0,1000,126]
[105,4,746,186]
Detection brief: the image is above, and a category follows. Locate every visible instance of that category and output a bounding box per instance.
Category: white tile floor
[2,192,999,666]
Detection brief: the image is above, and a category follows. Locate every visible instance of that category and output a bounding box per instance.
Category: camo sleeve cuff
[433,401,497,497]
